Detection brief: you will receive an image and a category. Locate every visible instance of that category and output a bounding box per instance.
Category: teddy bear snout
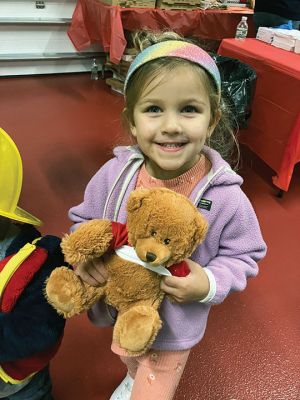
[146,252,157,262]
[135,238,171,266]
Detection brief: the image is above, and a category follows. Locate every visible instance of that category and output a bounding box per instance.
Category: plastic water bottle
[235,16,248,40]
[90,58,99,80]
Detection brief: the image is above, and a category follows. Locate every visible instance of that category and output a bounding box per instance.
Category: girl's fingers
[89,263,107,284]
[161,275,182,289]
[93,260,109,280]
[74,259,107,286]
[75,269,101,287]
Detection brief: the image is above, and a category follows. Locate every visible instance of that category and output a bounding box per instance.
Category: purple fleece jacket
[69,145,266,351]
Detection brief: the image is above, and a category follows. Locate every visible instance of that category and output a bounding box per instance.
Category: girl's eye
[146,106,161,113]
[182,105,198,113]
[151,230,157,237]
[164,238,171,245]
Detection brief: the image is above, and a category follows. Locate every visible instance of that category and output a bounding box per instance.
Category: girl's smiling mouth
[155,142,187,152]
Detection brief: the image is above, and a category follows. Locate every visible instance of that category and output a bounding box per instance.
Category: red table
[218,38,300,192]
[68,0,254,63]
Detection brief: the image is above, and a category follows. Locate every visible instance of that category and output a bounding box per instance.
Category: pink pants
[120,349,190,400]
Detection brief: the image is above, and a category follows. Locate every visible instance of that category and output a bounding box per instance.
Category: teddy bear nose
[146,252,157,262]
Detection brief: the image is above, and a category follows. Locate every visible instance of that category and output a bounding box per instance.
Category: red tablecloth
[218,38,300,192]
[68,0,254,63]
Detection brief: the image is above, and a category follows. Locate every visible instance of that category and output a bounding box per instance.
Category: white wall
[0,0,104,76]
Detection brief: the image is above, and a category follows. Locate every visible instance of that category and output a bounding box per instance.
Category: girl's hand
[160,259,210,303]
[74,257,108,286]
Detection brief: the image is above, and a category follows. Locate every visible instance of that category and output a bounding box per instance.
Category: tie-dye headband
[124,40,221,96]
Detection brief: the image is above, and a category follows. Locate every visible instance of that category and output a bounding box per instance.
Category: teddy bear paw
[115,306,162,355]
[45,266,87,318]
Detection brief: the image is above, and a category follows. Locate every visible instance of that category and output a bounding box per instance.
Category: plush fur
[45,188,208,355]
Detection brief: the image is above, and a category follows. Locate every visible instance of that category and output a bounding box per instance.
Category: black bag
[212,55,257,129]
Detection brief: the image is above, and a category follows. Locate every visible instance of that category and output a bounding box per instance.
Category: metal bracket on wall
[0,52,105,61]
[0,18,71,24]
[35,1,45,9]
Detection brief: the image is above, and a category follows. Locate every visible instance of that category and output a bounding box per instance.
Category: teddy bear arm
[61,219,113,265]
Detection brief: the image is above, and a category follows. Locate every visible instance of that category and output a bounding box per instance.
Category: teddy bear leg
[114,305,162,355]
[45,266,104,318]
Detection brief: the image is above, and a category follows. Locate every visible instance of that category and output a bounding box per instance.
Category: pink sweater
[136,154,210,196]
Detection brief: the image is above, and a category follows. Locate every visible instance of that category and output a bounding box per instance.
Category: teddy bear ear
[127,188,151,212]
[193,212,209,244]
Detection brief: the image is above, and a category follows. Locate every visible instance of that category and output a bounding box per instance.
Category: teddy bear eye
[151,230,157,237]
[164,238,171,245]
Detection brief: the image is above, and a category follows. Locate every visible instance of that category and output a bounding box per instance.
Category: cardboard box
[156,0,201,9]
[99,0,156,7]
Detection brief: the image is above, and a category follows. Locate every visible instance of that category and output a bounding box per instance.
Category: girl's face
[130,66,218,179]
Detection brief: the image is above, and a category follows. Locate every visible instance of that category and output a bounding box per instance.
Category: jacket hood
[113,145,144,162]
[202,146,243,188]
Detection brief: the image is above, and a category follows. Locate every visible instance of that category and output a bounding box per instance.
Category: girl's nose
[161,113,182,135]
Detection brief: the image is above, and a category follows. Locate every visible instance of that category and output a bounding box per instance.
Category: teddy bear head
[126,188,208,268]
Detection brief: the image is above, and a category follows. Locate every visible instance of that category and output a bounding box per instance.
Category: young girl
[69,31,267,400]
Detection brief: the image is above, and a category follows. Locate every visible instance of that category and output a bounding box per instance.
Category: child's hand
[74,257,108,286]
[160,259,210,303]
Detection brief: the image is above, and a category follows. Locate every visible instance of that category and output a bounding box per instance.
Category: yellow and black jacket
[0,224,65,384]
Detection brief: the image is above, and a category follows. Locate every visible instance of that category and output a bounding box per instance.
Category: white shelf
[0,2,105,76]
[0,58,104,76]
[0,1,76,20]
[0,25,102,55]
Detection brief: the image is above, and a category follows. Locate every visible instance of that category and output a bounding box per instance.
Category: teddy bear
[45,187,208,355]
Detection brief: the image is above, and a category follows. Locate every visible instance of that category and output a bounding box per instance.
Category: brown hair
[122,30,239,168]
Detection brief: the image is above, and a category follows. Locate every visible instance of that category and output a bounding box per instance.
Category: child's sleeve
[200,190,267,305]
[68,160,113,231]
[0,236,66,362]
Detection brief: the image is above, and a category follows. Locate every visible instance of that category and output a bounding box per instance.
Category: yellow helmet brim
[0,206,42,226]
